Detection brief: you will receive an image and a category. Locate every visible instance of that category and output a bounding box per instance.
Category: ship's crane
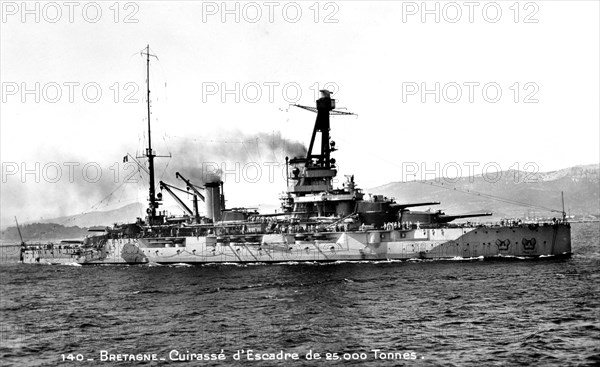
[175,172,205,201]
[175,172,207,222]
[159,181,200,222]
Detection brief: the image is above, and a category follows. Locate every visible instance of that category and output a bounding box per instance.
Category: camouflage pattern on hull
[21,223,571,265]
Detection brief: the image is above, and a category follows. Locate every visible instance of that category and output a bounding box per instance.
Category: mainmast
[286,91,356,197]
[142,45,158,221]
[14,216,24,245]
[561,191,566,222]
[293,90,355,170]
[15,217,25,262]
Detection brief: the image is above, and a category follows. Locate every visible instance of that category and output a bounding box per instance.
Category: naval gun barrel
[392,201,441,210]
[437,212,493,223]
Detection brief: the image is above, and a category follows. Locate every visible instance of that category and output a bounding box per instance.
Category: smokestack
[220,181,225,211]
[205,181,222,222]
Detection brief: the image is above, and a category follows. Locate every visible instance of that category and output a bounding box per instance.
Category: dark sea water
[1,222,598,366]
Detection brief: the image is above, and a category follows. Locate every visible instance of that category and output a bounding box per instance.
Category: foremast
[141,45,161,224]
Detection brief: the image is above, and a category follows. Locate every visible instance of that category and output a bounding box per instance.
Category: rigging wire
[255,138,262,161]
[329,133,563,214]
[412,180,563,213]
[159,156,172,182]
[56,179,130,226]
[240,141,255,162]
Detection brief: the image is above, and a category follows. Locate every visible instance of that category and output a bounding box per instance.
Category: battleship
[20,46,572,265]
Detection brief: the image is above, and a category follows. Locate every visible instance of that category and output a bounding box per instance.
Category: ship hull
[21,223,571,265]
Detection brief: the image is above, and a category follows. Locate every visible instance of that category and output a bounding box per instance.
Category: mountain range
[1,164,598,242]
[368,164,599,220]
[0,203,145,242]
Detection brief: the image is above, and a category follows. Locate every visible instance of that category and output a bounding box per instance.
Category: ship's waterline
[21,224,571,265]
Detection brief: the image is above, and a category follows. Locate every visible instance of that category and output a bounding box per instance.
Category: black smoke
[156,130,307,185]
[1,130,306,227]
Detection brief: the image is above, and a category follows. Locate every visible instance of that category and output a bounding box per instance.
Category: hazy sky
[1,1,598,227]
